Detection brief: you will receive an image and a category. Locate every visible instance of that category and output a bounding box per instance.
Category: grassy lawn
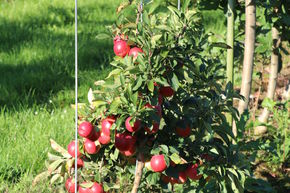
[0,0,121,191]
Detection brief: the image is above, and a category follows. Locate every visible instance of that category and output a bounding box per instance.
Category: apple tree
[35,1,250,192]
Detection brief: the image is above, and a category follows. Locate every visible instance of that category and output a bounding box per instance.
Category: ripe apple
[150,154,167,172]
[87,130,100,141]
[79,185,92,193]
[125,117,141,132]
[67,140,81,158]
[72,158,84,168]
[185,163,202,180]
[120,145,136,157]
[170,177,179,185]
[113,40,130,57]
[101,118,114,136]
[98,132,110,145]
[115,132,136,151]
[91,182,104,193]
[176,126,191,137]
[84,139,100,154]
[78,121,93,138]
[158,94,163,104]
[128,47,143,59]
[161,175,170,184]
[178,171,187,183]
[65,178,78,193]
[159,86,174,97]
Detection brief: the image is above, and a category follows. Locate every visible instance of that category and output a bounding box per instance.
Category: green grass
[0,0,122,191]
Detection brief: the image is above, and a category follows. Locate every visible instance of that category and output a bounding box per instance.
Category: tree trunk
[254,26,280,135]
[131,153,144,193]
[238,0,256,116]
[226,0,235,135]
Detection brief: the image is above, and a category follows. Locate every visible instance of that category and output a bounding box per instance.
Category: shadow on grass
[0,4,115,110]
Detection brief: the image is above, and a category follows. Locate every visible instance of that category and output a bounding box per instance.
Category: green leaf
[170,153,181,164]
[47,159,63,174]
[133,76,143,91]
[171,73,179,91]
[106,69,122,79]
[147,80,154,92]
[50,139,71,158]
[120,73,125,86]
[160,144,169,154]
[96,33,111,40]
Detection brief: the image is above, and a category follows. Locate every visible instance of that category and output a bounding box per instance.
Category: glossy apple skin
[159,86,174,97]
[113,40,130,57]
[91,182,104,193]
[98,132,110,145]
[150,154,167,172]
[115,132,136,151]
[176,126,191,137]
[78,121,93,138]
[65,178,78,193]
[84,138,100,154]
[67,140,81,158]
[128,47,143,58]
[178,171,187,183]
[101,118,114,136]
[125,117,141,132]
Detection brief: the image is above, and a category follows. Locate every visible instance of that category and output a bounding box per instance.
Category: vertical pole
[226,0,235,132]
[140,0,143,23]
[178,0,181,10]
[74,0,78,191]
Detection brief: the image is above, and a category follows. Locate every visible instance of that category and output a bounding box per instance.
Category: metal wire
[74,0,78,191]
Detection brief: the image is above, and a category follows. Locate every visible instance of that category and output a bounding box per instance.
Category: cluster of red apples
[64,35,203,192]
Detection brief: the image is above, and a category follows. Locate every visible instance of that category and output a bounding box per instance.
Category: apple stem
[131,152,144,193]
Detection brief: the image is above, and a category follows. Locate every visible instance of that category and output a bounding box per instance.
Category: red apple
[101,118,114,136]
[178,171,187,183]
[120,145,136,157]
[128,47,143,59]
[161,175,171,184]
[67,140,81,158]
[159,86,174,97]
[115,132,136,151]
[98,132,110,145]
[170,177,179,185]
[125,117,141,132]
[150,155,167,172]
[158,94,163,104]
[84,139,100,154]
[113,40,130,57]
[91,182,104,193]
[176,126,191,137]
[65,178,78,193]
[72,158,84,168]
[78,121,93,138]
[186,163,202,180]
[87,130,100,141]
[79,185,92,193]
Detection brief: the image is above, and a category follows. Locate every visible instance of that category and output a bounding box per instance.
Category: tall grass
[0,0,121,191]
